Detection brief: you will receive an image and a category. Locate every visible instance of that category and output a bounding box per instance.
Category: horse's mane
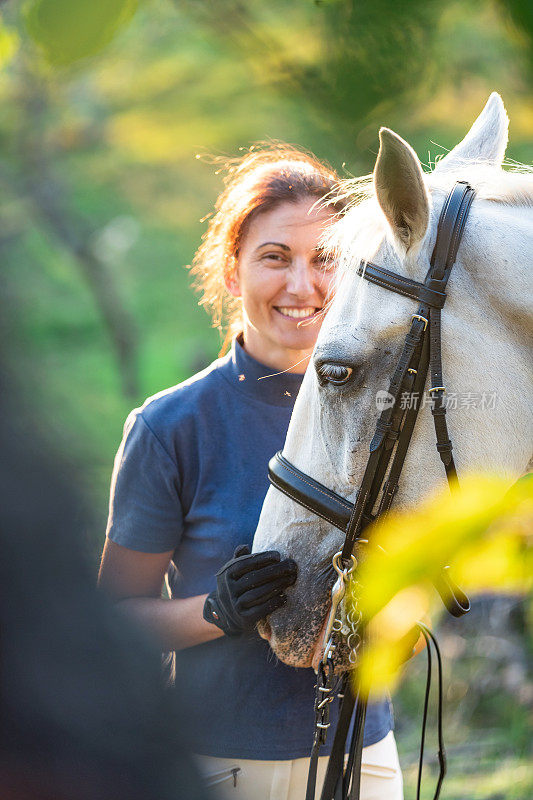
[323,159,533,283]
[427,159,533,207]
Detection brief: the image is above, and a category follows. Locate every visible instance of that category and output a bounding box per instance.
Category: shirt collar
[225,335,305,407]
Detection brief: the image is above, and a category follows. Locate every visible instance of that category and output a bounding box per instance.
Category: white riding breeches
[197,730,403,800]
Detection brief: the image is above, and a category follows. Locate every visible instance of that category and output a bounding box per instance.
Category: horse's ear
[434,92,509,173]
[374,128,430,253]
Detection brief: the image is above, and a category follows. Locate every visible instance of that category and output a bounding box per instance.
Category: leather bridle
[266,182,476,800]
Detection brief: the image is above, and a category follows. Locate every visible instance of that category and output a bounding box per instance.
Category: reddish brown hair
[190,143,345,352]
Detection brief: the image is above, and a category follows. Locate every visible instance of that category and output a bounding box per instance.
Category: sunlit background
[1,2,531,797]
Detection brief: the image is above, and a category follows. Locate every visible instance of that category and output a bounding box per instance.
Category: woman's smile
[274,305,322,320]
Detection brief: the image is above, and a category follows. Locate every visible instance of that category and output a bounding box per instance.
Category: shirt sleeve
[106,411,183,553]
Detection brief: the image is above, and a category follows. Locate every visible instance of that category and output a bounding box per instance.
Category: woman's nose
[286,261,315,297]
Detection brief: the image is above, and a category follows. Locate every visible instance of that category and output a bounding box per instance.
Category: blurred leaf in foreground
[0,23,19,68]
[24,0,139,67]
[349,473,533,694]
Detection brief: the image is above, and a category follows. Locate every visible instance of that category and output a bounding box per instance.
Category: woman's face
[228,198,337,372]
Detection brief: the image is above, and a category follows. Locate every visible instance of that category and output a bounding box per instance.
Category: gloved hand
[203,545,297,636]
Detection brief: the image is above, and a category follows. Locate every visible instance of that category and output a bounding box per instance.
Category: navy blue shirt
[106,337,392,759]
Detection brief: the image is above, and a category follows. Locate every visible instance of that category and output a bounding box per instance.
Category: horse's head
[253,93,533,669]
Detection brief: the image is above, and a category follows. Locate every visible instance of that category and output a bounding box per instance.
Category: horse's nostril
[258,620,272,641]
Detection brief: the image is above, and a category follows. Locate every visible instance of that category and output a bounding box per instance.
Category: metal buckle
[428,386,446,394]
[411,314,428,331]
[332,551,357,576]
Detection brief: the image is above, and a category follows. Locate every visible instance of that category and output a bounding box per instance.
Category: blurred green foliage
[396,593,532,799]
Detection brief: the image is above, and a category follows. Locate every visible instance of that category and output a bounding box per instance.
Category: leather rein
[266,182,476,800]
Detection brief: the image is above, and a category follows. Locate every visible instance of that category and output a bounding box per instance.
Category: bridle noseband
[266,182,476,800]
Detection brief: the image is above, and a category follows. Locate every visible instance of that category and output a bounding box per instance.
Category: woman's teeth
[276,307,318,319]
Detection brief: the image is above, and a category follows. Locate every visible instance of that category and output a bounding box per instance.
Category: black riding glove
[203,545,297,636]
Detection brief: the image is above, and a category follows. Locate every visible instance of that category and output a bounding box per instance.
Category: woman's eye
[262,253,286,263]
[316,364,353,386]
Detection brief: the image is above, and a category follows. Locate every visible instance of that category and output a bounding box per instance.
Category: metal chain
[346,583,362,665]
[311,551,363,747]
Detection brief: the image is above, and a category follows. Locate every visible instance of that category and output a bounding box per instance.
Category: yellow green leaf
[349,473,532,695]
[24,0,139,67]
[0,25,19,68]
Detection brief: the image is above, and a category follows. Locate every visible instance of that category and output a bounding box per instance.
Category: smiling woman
[225,198,336,372]
[98,145,396,800]
[191,145,346,364]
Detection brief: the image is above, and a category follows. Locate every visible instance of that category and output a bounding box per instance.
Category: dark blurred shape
[24,0,138,67]
[0,373,208,799]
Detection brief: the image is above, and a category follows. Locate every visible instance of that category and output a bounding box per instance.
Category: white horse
[253,93,533,670]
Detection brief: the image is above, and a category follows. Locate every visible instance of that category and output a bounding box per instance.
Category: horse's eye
[317,364,353,386]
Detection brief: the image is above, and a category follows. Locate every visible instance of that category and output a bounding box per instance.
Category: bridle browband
[266,182,476,800]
